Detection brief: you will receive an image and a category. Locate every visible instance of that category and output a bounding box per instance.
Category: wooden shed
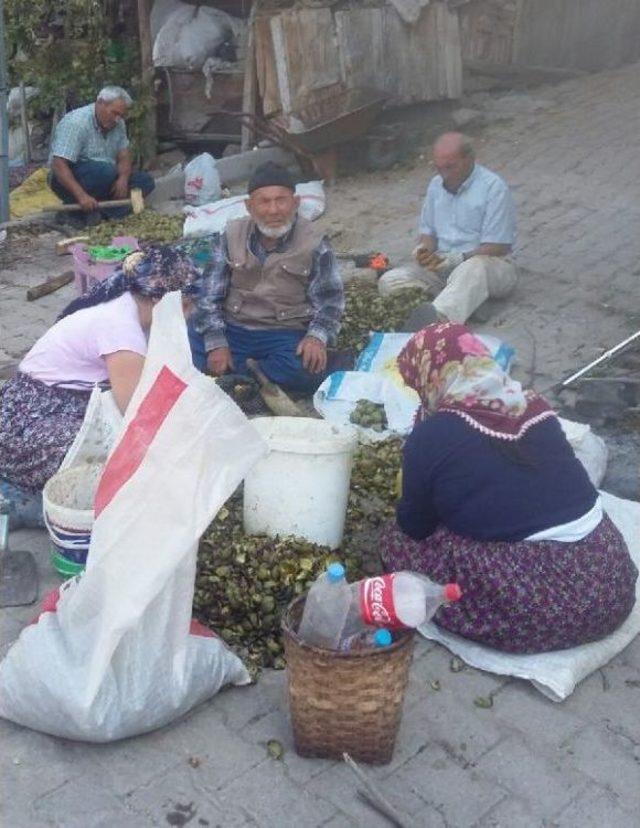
[153,0,463,152]
[152,0,640,158]
[253,0,462,117]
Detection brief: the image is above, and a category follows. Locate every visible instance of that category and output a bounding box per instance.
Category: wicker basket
[282,596,416,765]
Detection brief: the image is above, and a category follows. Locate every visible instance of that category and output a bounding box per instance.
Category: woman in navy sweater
[381,322,637,653]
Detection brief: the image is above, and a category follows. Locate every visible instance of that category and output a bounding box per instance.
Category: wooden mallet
[52,187,145,216]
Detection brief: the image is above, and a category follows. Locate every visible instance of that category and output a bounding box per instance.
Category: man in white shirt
[379,132,518,327]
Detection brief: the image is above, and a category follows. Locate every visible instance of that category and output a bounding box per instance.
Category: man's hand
[431,251,465,273]
[413,245,443,270]
[297,336,327,374]
[78,192,100,212]
[111,175,129,200]
[207,347,234,376]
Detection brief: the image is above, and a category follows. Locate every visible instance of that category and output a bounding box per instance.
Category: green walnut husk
[194,500,343,672]
[86,210,184,245]
[194,438,404,672]
[350,399,388,431]
[337,283,429,353]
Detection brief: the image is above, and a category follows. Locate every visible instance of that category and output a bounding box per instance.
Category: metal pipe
[0,0,10,223]
[560,329,640,388]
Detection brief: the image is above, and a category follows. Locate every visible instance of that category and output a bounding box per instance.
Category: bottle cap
[327,562,346,583]
[444,583,462,602]
[373,629,393,647]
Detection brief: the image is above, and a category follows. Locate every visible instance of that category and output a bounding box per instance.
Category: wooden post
[19,82,32,164]
[0,0,10,223]
[270,15,292,115]
[136,0,156,167]
[241,4,258,152]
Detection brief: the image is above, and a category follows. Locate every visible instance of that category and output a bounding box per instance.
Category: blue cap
[327,562,346,583]
[373,629,392,647]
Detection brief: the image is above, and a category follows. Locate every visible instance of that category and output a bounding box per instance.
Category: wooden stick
[56,235,90,255]
[246,358,304,417]
[53,196,134,214]
[576,376,640,385]
[342,753,415,828]
[26,271,74,301]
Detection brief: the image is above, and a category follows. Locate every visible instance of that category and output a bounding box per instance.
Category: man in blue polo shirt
[49,86,154,225]
[379,132,517,326]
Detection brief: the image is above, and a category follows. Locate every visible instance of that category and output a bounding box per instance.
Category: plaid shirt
[192,222,345,352]
[49,103,129,166]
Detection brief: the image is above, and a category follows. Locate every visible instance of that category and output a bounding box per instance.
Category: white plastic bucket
[43,463,103,573]
[243,417,357,549]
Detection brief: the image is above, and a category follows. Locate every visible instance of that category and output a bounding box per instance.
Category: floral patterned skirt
[0,373,90,493]
[380,516,637,654]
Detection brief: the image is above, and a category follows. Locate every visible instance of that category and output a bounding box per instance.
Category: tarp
[9,167,61,219]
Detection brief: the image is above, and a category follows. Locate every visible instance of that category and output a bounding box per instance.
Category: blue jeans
[0,478,44,530]
[188,321,324,393]
[50,160,155,218]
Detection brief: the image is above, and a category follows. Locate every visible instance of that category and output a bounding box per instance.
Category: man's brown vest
[224,216,324,330]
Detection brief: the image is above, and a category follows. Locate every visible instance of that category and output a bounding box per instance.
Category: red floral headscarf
[397,322,555,441]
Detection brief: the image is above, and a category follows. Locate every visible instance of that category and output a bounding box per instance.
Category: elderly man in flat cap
[188,162,344,391]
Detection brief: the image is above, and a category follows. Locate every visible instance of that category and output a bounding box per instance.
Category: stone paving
[2,62,640,827]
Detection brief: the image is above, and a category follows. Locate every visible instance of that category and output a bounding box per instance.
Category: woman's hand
[104,350,145,414]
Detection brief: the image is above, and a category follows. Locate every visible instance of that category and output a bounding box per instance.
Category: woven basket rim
[282,594,414,659]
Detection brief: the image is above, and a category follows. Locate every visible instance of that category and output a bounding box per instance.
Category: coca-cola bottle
[341,572,462,636]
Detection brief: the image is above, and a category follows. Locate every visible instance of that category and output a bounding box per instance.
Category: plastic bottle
[297,562,352,649]
[341,572,462,635]
[339,628,393,652]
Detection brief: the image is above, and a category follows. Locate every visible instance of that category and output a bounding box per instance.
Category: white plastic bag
[314,370,418,443]
[59,388,122,471]
[558,417,608,487]
[183,181,326,238]
[0,293,267,741]
[294,180,326,221]
[314,332,514,441]
[377,265,429,297]
[153,3,237,70]
[419,491,640,701]
[183,194,248,237]
[184,153,221,206]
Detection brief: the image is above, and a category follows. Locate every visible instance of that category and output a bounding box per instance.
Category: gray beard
[256,219,294,239]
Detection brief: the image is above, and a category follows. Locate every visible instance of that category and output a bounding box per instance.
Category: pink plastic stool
[70,236,139,294]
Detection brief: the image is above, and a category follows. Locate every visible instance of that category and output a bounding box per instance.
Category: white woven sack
[183,181,326,238]
[0,293,267,741]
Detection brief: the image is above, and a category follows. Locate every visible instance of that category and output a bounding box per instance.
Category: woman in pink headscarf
[381,322,636,653]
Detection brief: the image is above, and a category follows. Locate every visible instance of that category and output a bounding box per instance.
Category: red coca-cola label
[359,574,408,630]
